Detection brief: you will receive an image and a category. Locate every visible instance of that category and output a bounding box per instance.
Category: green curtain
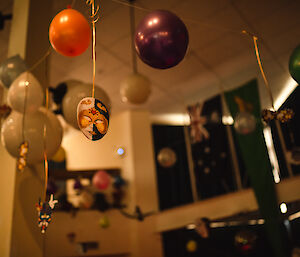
[225,79,286,257]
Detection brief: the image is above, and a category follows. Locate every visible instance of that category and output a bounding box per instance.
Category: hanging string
[43,88,50,202]
[86,0,99,98]
[28,47,52,73]
[129,1,137,73]
[242,31,275,110]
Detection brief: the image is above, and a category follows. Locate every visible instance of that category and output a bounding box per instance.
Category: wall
[46,110,163,257]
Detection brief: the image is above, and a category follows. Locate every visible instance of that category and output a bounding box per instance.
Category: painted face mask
[77,97,110,141]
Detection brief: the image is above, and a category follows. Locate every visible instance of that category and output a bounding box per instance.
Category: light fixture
[280,202,287,214]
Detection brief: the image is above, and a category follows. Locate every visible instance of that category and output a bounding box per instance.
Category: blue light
[117,147,125,156]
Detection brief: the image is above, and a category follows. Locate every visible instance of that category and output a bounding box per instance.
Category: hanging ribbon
[86,0,99,98]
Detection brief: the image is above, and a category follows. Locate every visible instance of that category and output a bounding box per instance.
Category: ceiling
[1,0,300,116]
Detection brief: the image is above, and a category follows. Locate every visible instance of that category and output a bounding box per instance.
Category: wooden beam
[155,176,300,232]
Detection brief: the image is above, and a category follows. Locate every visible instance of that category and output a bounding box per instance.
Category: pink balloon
[92,171,110,190]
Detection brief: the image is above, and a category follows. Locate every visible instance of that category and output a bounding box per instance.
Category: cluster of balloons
[0,56,63,164]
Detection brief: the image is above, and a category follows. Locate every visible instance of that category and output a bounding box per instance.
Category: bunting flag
[187,95,235,199]
[224,79,286,257]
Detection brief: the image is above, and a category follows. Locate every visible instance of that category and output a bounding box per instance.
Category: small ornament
[186,240,197,252]
[99,215,110,229]
[17,141,28,171]
[235,230,257,254]
[261,109,276,123]
[157,147,177,168]
[234,112,256,135]
[276,109,294,123]
[77,97,110,141]
[36,194,58,234]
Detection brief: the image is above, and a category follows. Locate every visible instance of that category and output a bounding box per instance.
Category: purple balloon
[135,10,189,69]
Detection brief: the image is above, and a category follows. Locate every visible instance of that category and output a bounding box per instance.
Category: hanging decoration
[36,194,58,234]
[0,55,27,88]
[261,109,294,124]
[99,215,110,229]
[92,170,111,190]
[77,97,109,140]
[120,73,151,104]
[16,141,28,171]
[119,205,155,222]
[49,7,91,57]
[120,1,151,104]
[135,9,189,69]
[61,81,111,129]
[186,240,197,253]
[157,147,177,168]
[289,44,300,84]
[233,96,256,135]
[76,0,110,141]
[241,32,294,123]
[235,230,257,254]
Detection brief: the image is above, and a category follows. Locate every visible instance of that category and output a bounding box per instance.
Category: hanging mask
[77,97,109,141]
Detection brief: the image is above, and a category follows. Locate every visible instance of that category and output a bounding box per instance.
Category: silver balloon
[120,73,151,104]
[7,72,44,113]
[157,147,177,168]
[62,82,111,129]
[234,112,256,135]
[0,55,28,88]
[1,107,63,164]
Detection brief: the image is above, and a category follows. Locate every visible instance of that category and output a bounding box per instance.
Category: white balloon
[62,82,111,129]
[7,72,44,113]
[234,112,256,135]
[1,107,63,164]
[120,73,151,104]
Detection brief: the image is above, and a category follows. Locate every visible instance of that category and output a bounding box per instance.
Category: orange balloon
[49,8,91,57]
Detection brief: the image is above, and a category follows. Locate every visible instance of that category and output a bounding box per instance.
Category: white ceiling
[1,0,300,115]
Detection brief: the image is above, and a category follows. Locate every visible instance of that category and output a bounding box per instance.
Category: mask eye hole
[95,119,103,124]
[80,115,92,127]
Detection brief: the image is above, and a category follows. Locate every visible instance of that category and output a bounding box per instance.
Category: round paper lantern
[92,171,110,190]
[135,10,189,69]
[62,82,111,129]
[99,215,110,229]
[235,230,257,254]
[0,55,27,88]
[234,112,256,135]
[120,73,151,104]
[186,240,197,252]
[49,8,91,57]
[289,45,300,84]
[157,147,177,168]
[7,72,44,113]
[1,107,63,164]
[77,97,110,141]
